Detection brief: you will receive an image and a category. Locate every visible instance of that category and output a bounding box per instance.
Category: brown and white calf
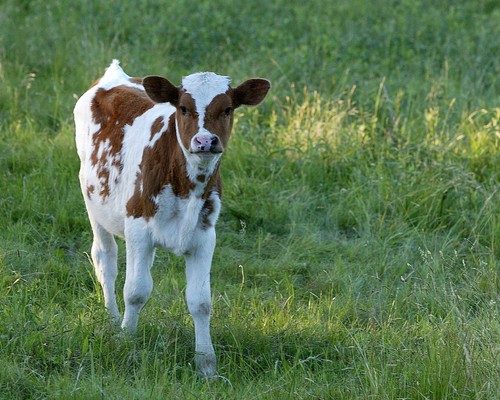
[74,60,270,377]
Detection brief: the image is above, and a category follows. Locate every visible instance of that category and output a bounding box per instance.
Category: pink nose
[194,135,219,152]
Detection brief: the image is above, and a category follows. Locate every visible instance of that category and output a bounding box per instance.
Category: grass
[1,0,499,398]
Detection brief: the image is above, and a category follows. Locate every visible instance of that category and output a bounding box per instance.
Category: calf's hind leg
[89,219,121,323]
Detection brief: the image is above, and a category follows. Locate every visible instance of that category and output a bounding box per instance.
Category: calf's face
[143,73,270,157]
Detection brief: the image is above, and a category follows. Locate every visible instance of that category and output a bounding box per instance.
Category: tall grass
[1,0,499,398]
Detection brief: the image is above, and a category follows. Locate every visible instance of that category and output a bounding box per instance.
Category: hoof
[110,314,122,327]
[195,352,217,379]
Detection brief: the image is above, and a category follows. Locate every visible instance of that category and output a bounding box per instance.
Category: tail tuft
[99,59,129,85]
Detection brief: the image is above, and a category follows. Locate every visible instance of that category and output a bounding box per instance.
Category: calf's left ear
[233,79,271,108]
[143,75,179,105]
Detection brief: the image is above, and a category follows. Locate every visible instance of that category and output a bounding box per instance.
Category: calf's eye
[223,107,232,117]
[180,106,188,116]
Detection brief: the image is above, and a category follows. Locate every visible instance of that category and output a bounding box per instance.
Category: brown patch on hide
[90,85,154,200]
[200,197,217,230]
[126,171,160,219]
[150,116,165,140]
[126,113,223,220]
[200,167,223,230]
[203,165,222,200]
[203,93,234,151]
[175,92,199,150]
[197,175,206,183]
[126,114,193,219]
[86,185,95,198]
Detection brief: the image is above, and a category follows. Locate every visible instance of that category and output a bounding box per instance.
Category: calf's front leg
[185,230,217,378]
[121,224,156,332]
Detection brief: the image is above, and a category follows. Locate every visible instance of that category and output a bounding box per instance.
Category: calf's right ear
[143,76,179,105]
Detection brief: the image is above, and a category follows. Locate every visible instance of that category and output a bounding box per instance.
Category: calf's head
[143,73,270,158]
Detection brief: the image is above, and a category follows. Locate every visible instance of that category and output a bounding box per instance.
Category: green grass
[1,0,499,398]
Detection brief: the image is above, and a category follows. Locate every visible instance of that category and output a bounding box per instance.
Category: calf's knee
[188,301,211,318]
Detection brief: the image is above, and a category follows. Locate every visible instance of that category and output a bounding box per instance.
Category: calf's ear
[233,79,271,108]
[143,75,179,105]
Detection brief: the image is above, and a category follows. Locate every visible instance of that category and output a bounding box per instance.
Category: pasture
[0,0,499,398]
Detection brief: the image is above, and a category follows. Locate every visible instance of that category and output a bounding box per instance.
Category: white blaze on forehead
[181,72,231,111]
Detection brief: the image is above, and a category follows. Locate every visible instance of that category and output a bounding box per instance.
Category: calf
[74,60,270,377]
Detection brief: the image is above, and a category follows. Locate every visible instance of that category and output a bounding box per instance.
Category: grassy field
[1,0,499,398]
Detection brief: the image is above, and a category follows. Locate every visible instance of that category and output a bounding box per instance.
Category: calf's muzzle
[192,134,222,153]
